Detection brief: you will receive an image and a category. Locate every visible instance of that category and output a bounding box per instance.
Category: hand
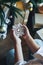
[10,29,21,44]
[21,25,31,40]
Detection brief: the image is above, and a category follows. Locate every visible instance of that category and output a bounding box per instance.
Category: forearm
[25,35,40,53]
[15,40,24,63]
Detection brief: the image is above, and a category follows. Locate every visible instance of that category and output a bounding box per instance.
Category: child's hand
[10,29,21,44]
[21,25,31,40]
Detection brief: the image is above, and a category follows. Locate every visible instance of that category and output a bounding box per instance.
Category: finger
[22,25,29,32]
[22,25,27,34]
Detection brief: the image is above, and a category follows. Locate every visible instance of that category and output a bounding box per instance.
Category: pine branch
[0,0,23,25]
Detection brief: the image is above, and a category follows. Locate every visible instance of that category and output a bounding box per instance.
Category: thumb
[12,29,21,42]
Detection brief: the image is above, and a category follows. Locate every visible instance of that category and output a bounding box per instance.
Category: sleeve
[33,47,43,60]
[15,60,27,65]
[35,47,43,56]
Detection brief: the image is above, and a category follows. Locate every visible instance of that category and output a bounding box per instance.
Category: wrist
[25,35,32,42]
[16,38,21,44]
[24,34,31,40]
